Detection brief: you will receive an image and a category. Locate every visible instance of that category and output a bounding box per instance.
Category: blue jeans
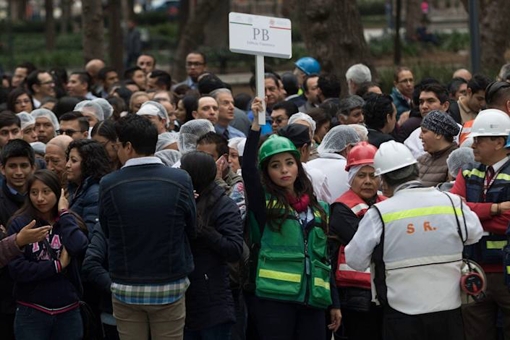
[184,322,233,340]
[14,304,83,340]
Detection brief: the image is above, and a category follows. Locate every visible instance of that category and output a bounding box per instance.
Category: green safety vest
[254,199,332,309]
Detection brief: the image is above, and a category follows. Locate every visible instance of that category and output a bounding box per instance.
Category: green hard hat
[258,135,300,167]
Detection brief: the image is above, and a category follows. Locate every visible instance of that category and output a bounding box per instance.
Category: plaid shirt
[111,277,190,305]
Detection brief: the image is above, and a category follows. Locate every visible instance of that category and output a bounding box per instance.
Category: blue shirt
[215,125,246,139]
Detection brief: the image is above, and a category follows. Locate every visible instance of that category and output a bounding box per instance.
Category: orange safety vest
[334,189,386,289]
[458,119,474,146]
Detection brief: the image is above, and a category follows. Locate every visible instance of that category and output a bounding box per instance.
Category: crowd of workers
[0,50,509,340]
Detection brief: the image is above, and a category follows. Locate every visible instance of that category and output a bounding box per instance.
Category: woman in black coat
[180,151,244,339]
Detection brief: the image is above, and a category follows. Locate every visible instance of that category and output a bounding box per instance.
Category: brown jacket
[418,143,458,187]
[0,234,22,268]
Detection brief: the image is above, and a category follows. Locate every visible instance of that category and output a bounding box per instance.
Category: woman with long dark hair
[243,97,341,339]
[7,170,88,340]
[180,151,243,339]
[66,139,111,235]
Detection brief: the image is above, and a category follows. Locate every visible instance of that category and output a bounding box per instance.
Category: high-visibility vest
[254,198,332,309]
[458,120,474,145]
[334,190,385,289]
[463,159,510,264]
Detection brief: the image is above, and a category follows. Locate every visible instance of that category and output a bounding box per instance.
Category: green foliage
[437,31,470,52]
[135,11,174,26]
[358,0,386,16]
[378,63,459,93]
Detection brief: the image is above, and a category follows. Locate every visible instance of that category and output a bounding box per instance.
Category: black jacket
[185,183,244,331]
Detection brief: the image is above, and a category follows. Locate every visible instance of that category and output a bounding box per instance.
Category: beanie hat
[421,110,460,137]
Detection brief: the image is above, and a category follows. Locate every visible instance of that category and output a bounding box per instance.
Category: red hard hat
[345,142,378,171]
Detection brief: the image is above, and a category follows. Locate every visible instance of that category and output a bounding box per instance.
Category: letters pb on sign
[229,12,292,59]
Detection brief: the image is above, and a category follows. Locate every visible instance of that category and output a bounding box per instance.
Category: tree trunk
[293,0,373,96]
[10,0,27,22]
[60,0,71,35]
[82,0,105,63]
[460,0,510,72]
[173,0,224,81]
[127,0,135,21]
[177,0,190,39]
[45,0,56,51]
[405,0,421,41]
[108,0,124,73]
[203,1,229,73]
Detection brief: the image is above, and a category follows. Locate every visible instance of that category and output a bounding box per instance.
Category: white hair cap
[288,112,316,134]
[177,119,215,155]
[74,100,105,121]
[17,112,35,130]
[92,98,114,120]
[31,108,60,131]
[156,132,179,151]
[228,137,246,157]
[318,125,360,154]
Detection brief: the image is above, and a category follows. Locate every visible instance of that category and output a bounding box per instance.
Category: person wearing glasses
[58,111,89,140]
[390,66,415,120]
[7,88,34,114]
[270,100,299,134]
[178,52,207,90]
[25,70,56,109]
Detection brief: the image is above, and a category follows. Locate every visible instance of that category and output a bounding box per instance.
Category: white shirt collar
[122,156,163,169]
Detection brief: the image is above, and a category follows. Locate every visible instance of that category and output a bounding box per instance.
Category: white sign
[229,12,292,59]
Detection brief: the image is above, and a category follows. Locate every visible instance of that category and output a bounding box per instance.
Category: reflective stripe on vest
[382,206,462,224]
[334,190,385,289]
[259,269,301,283]
[459,120,473,145]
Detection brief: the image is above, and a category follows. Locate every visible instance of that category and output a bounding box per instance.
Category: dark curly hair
[66,139,112,182]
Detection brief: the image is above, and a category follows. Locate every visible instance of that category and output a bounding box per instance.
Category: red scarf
[287,193,310,213]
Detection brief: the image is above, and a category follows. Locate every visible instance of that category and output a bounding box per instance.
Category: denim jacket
[99,162,196,285]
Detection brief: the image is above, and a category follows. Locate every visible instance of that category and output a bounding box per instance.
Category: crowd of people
[0,51,509,340]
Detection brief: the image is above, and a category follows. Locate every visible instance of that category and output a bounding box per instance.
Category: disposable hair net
[138,101,169,127]
[156,132,179,152]
[74,100,105,121]
[155,150,182,167]
[446,147,476,178]
[30,142,46,156]
[17,112,35,130]
[92,98,114,120]
[178,119,215,155]
[317,125,360,154]
[348,124,368,141]
[31,108,60,131]
[288,112,317,134]
[228,137,246,157]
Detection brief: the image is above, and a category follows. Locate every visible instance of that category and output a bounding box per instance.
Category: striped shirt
[111,277,190,305]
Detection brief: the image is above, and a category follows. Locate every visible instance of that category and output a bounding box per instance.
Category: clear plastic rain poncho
[177,119,215,155]
[317,125,360,154]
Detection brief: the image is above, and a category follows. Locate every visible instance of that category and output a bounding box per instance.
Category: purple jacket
[0,234,22,268]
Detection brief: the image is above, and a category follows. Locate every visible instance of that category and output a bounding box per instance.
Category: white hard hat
[470,109,510,138]
[374,141,417,176]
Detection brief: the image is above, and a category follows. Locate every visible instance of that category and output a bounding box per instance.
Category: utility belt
[465,233,507,264]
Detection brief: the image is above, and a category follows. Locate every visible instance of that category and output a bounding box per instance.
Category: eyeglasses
[485,81,510,105]
[39,80,55,85]
[271,117,288,124]
[186,62,205,68]
[57,129,80,136]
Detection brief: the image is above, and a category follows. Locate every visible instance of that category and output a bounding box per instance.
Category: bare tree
[82,0,105,62]
[173,0,224,81]
[10,0,28,22]
[45,0,56,51]
[461,0,510,72]
[108,0,124,73]
[292,0,373,95]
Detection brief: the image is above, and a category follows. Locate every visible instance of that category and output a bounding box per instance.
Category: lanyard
[483,167,500,201]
